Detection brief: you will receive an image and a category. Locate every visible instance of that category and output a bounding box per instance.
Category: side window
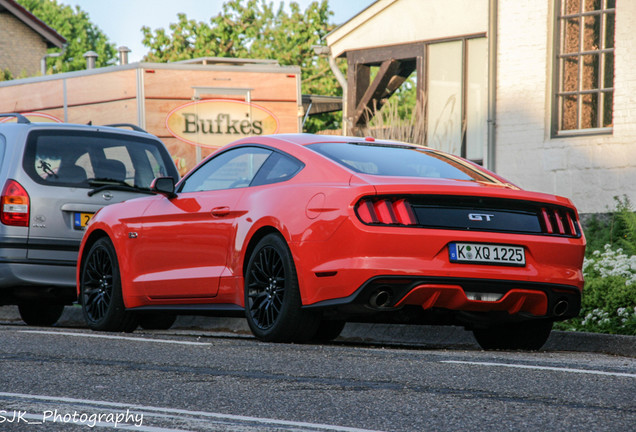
[180,146,272,192]
[252,152,304,186]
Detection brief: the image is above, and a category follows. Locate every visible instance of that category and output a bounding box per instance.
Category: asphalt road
[1,323,635,431]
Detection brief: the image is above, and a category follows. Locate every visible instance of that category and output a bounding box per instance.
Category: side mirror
[151,177,177,198]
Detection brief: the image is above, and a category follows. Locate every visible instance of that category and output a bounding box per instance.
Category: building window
[426,37,488,164]
[555,0,615,134]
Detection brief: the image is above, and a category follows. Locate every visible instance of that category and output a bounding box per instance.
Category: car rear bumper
[0,259,77,304]
[304,275,581,321]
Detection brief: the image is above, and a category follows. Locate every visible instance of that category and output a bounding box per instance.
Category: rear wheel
[80,237,137,332]
[312,319,346,342]
[138,313,177,330]
[18,303,64,326]
[244,234,319,342]
[472,320,553,351]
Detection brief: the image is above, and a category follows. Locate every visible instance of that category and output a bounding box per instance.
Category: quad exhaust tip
[553,300,569,316]
[369,289,392,308]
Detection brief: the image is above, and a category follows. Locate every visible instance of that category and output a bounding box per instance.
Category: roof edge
[0,0,66,48]
[325,0,398,58]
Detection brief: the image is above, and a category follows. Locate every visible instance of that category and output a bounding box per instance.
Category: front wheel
[472,320,553,351]
[80,237,137,333]
[244,234,319,342]
[18,303,64,326]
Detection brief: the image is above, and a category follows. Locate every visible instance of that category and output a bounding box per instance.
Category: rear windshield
[23,130,178,188]
[308,142,497,183]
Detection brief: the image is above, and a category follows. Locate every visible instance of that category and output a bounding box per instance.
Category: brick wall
[496,1,636,214]
[0,11,47,77]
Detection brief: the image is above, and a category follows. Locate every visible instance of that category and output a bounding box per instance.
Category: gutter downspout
[487,0,497,171]
[328,54,349,136]
[313,45,349,135]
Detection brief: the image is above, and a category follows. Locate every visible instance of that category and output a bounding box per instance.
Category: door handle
[211,206,230,217]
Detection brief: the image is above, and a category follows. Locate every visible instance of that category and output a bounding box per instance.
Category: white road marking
[19,330,212,346]
[442,360,636,378]
[0,392,382,432]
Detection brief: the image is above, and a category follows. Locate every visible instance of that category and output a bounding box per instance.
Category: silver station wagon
[0,114,179,326]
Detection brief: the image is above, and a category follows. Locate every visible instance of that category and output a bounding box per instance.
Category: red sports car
[77,134,585,350]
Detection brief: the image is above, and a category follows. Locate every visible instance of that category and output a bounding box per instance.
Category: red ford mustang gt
[77,134,585,350]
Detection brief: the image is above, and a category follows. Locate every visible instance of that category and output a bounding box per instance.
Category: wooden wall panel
[0,79,64,112]
[64,100,139,125]
[163,137,221,176]
[0,65,301,175]
[142,68,299,102]
[65,70,137,106]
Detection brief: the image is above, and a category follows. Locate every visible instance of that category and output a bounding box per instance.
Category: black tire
[312,320,346,342]
[80,237,137,332]
[244,233,319,342]
[138,313,177,330]
[18,303,64,326]
[472,320,553,351]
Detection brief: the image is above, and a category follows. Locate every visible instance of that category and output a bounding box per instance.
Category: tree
[18,0,117,74]
[141,0,344,132]
[0,69,13,82]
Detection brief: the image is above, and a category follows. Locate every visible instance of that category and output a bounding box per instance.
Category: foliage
[0,69,13,81]
[17,0,117,74]
[556,260,636,335]
[359,78,424,144]
[583,195,636,256]
[141,0,343,133]
[555,196,636,335]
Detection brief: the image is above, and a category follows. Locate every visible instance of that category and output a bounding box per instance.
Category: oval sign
[165,99,280,148]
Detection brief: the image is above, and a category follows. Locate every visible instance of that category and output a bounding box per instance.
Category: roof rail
[0,113,31,124]
[104,123,148,133]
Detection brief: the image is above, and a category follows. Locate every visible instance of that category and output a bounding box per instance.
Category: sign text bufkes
[166,99,280,148]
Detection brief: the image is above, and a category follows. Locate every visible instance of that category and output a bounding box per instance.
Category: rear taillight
[540,206,580,237]
[356,197,417,226]
[1,180,30,227]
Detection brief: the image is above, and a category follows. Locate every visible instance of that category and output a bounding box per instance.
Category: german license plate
[449,242,525,266]
[74,212,94,230]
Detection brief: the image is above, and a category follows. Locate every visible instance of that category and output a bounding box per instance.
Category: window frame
[553,0,616,137]
[425,35,488,164]
[177,144,304,193]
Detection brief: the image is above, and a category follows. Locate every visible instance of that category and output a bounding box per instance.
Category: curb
[2,305,635,357]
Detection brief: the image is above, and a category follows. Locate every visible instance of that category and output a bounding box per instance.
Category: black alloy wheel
[244,233,319,342]
[248,243,285,331]
[472,319,553,351]
[80,237,137,332]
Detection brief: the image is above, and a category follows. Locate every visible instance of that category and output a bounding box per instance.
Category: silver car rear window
[23,130,178,188]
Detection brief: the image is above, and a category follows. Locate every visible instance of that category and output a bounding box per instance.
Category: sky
[59,0,376,62]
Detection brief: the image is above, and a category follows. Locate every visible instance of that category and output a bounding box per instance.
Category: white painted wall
[327,0,635,214]
[327,0,488,57]
[496,0,636,214]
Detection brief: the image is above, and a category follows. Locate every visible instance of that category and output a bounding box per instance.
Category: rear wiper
[87,178,155,197]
